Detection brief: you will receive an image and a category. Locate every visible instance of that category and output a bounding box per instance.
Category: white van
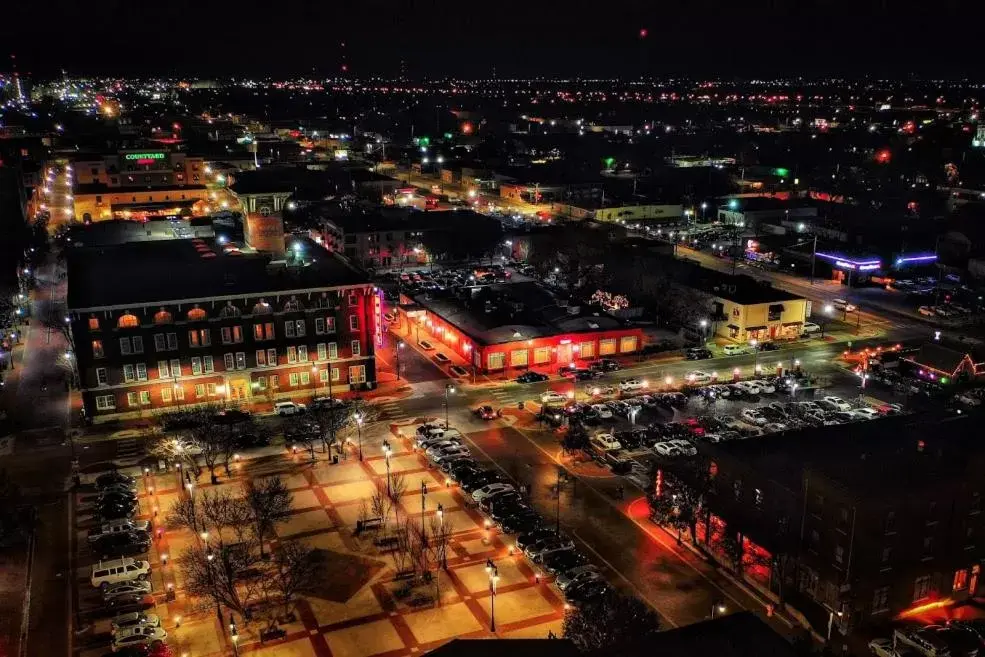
[723,344,746,356]
[90,557,151,590]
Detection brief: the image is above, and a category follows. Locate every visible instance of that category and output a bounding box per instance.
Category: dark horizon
[5,0,981,80]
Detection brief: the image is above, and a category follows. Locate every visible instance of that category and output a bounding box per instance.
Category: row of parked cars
[83,471,169,654]
[871,622,985,657]
[414,423,613,607]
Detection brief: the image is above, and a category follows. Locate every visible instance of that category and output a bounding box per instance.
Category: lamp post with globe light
[486,559,499,632]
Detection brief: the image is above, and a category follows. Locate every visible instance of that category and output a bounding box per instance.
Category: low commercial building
[67,236,378,422]
[400,282,645,374]
[71,149,209,222]
[699,273,808,343]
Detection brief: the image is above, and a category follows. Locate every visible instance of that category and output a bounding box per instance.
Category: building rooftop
[73,182,208,195]
[228,166,342,197]
[702,411,980,499]
[66,237,367,311]
[324,208,488,235]
[684,267,802,305]
[414,281,628,346]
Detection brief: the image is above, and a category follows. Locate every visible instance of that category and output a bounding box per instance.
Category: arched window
[187,306,207,321]
[252,299,272,315]
[283,296,302,312]
[219,303,241,318]
[117,312,139,328]
[312,293,333,309]
[154,308,173,324]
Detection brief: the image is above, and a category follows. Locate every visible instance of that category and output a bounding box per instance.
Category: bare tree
[285,416,319,463]
[166,496,206,534]
[243,477,293,559]
[308,403,349,455]
[388,472,408,522]
[177,538,263,621]
[429,515,453,571]
[370,480,393,538]
[269,539,315,622]
[148,435,199,475]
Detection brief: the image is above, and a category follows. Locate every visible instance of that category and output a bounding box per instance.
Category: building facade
[72,149,208,221]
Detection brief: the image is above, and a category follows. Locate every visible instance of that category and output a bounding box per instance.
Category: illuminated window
[191,358,202,375]
[235,352,246,370]
[579,341,594,358]
[253,324,264,340]
[331,367,340,382]
[913,575,933,601]
[195,384,205,398]
[351,340,361,357]
[599,339,617,356]
[174,385,184,401]
[317,343,327,360]
[619,336,638,353]
[161,388,172,403]
[349,365,366,384]
[298,345,308,361]
[287,347,297,364]
[289,373,299,387]
[488,353,505,370]
[117,313,139,328]
[533,347,550,364]
[954,569,970,591]
[328,343,338,360]
[92,340,105,358]
[88,316,100,330]
[224,353,235,370]
[300,371,310,385]
[187,307,207,321]
[319,369,329,382]
[295,320,306,337]
[267,348,277,366]
[256,350,266,366]
[349,315,359,331]
[510,349,528,367]
[203,356,214,373]
[252,300,272,314]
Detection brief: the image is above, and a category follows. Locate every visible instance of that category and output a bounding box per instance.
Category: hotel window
[298,345,308,361]
[195,384,205,398]
[287,347,297,364]
[488,353,505,369]
[256,350,266,366]
[132,336,144,354]
[187,307,207,321]
[191,357,202,375]
[127,392,139,407]
[578,341,594,359]
[119,337,133,355]
[954,569,971,592]
[169,359,181,377]
[349,315,359,331]
[92,340,105,358]
[203,356,214,373]
[510,349,528,367]
[300,371,310,385]
[317,343,327,360]
[207,383,217,396]
[255,377,267,390]
[599,339,617,356]
[233,326,244,342]
[270,375,279,389]
[328,343,338,360]
[348,293,358,307]
[533,347,551,364]
[872,587,890,614]
[221,327,232,344]
[161,388,172,403]
[140,391,151,405]
[96,368,108,385]
[223,354,235,370]
[619,336,638,353]
[167,333,178,350]
[295,320,306,337]
[351,340,361,357]
[135,363,147,381]
[284,321,296,338]
[349,365,366,384]
[289,373,299,387]
[189,329,210,347]
[123,364,135,382]
[267,348,277,366]
[319,368,329,383]
[174,385,184,401]
[253,323,264,340]
[154,334,167,351]
[95,395,115,410]
[315,318,326,334]
[913,575,933,601]
[158,361,170,378]
[235,352,246,370]
[331,367,340,382]
[117,313,139,329]
[88,317,100,330]
[326,317,336,333]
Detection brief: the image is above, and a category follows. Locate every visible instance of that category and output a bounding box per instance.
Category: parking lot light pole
[826,609,843,641]
[437,504,447,568]
[230,615,240,657]
[354,413,364,460]
[711,602,726,619]
[396,340,404,379]
[444,384,455,428]
[486,559,499,633]
[421,481,428,544]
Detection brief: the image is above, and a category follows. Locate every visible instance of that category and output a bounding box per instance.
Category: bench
[408,593,434,607]
[355,517,383,534]
[375,534,401,551]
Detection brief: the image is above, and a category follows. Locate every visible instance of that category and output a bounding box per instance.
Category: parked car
[741,409,768,426]
[556,565,601,591]
[802,322,822,335]
[589,359,621,372]
[685,371,713,385]
[111,625,168,653]
[472,483,515,503]
[524,535,576,562]
[89,520,152,545]
[430,445,471,464]
[685,347,713,360]
[541,549,587,576]
[474,405,501,420]
[821,396,852,411]
[92,532,152,560]
[95,471,138,491]
[541,391,568,405]
[723,344,746,356]
[91,558,152,590]
[516,371,549,384]
[110,612,161,636]
[618,378,648,393]
[274,401,306,416]
[102,579,154,602]
[515,528,557,551]
[98,594,155,618]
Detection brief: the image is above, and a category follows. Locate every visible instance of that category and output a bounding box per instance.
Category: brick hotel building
[67,238,379,422]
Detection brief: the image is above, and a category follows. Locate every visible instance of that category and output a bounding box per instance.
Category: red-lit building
[399,282,645,374]
[67,237,379,422]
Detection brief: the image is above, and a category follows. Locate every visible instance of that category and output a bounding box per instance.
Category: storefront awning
[726,324,739,330]
[746,325,767,331]
[782,321,803,327]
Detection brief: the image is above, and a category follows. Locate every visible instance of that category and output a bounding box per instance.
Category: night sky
[6,0,979,79]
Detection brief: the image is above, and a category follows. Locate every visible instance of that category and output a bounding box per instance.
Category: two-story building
[686,271,808,343]
[67,237,378,422]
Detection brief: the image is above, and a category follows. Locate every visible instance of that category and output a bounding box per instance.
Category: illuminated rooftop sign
[816,252,882,271]
[124,152,166,161]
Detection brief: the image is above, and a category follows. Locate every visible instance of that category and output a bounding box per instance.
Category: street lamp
[437,503,447,568]
[486,559,499,633]
[711,602,727,618]
[354,413,364,461]
[396,340,404,379]
[382,439,392,495]
[443,384,455,429]
[699,318,709,343]
[229,615,240,657]
[826,608,843,641]
[420,481,428,543]
[749,338,760,373]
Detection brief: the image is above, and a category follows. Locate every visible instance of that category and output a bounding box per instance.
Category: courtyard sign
[124,152,166,161]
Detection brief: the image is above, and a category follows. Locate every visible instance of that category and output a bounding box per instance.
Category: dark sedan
[516,371,549,383]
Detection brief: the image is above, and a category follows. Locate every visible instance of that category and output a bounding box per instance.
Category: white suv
[274,401,306,416]
[618,379,648,393]
[91,557,152,590]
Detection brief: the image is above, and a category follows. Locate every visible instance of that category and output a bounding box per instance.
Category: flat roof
[414,281,629,346]
[228,166,341,196]
[685,267,803,305]
[325,209,489,234]
[67,237,367,311]
[74,182,208,195]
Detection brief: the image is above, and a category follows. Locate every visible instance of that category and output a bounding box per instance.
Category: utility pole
[810,233,818,285]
